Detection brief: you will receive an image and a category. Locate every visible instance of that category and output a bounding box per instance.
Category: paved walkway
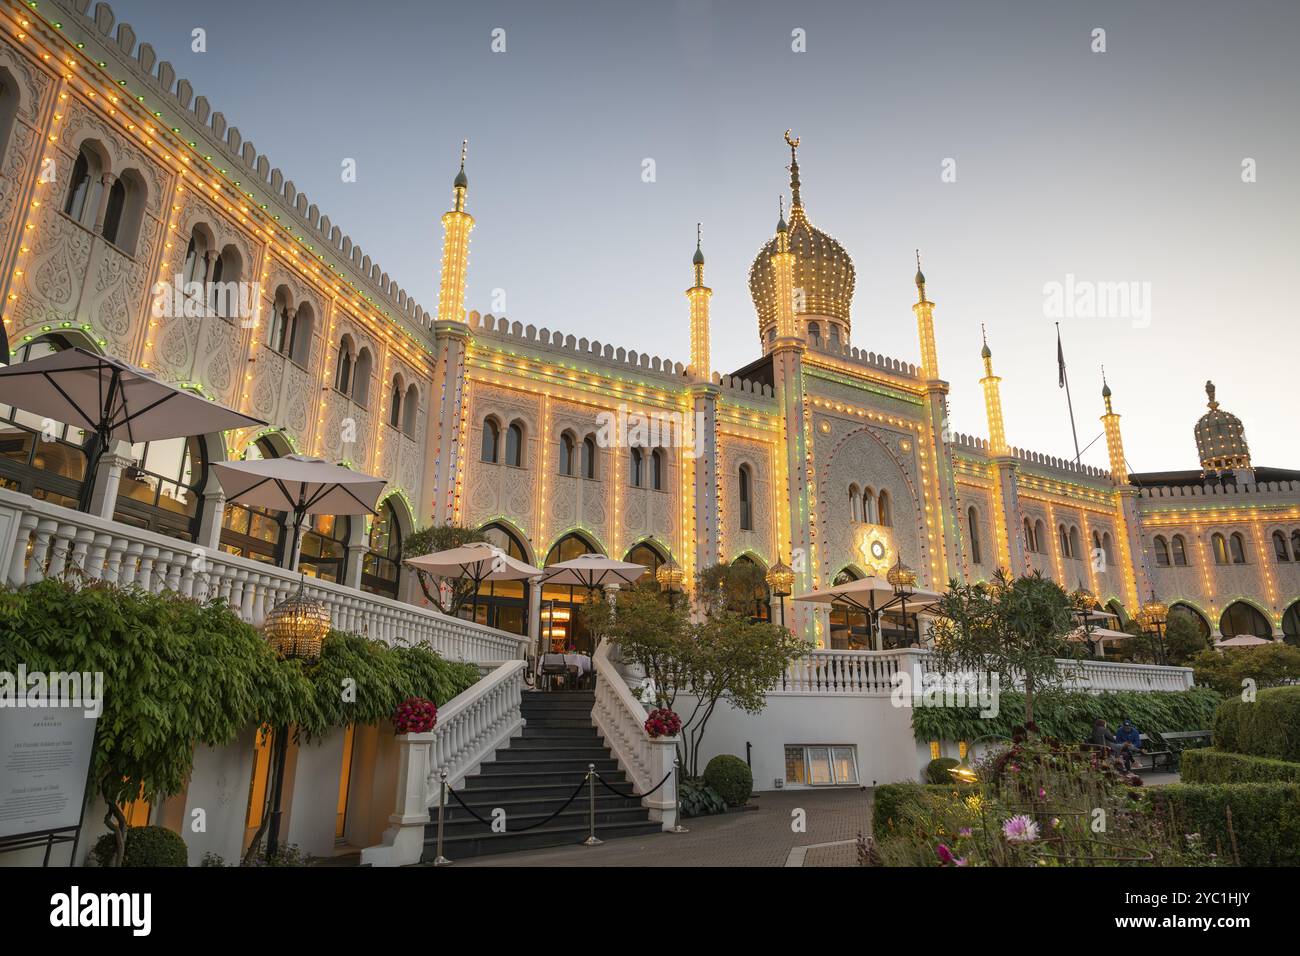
[455,788,873,867]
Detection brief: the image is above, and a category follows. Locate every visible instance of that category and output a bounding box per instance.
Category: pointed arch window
[505,421,524,467]
[630,447,643,487]
[1229,532,1247,565]
[361,499,403,598]
[738,464,754,531]
[1274,531,1290,563]
[1171,534,1188,567]
[863,486,877,524]
[651,448,665,491]
[334,336,354,395]
[849,484,860,523]
[1212,532,1229,565]
[402,385,419,437]
[877,490,891,527]
[559,432,575,476]
[1153,535,1170,567]
[389,376,404,429]
[1034,520,1047,554]
[1024,518,1036,553]
[967,506,981,565]
[1292,531,1300,562]
[481,417,500,463]
[582,435,597,479]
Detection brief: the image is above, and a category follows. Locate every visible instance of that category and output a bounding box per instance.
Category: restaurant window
[828,567,870,650]
[784,745,859,787]
[731,554,771,623]
[114,435,206,542]
[541,533,601,653]
[361,499,403,598]
[624,541,666,583]
[299,513,350,583]
[1219,601,1271,639]
[466,522,531,637]
[220,437,286,565]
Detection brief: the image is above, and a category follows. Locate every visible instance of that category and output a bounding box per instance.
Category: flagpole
[1057,322,1083,468]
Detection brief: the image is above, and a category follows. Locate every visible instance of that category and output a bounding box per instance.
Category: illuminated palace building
[3,0,1299,654]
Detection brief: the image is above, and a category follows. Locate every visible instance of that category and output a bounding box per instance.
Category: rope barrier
[444,774,590,832]
[594,768,674,801]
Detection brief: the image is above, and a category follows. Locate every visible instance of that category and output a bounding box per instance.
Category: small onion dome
[1194,380,1251,473]
[1102,380,1112,399]
[693,244,705,266]
[765,559,795,596]
[454,167,468,189]
[915,266,926,288]
[981,340,992,360]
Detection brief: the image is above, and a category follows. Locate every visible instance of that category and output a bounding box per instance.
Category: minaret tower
[1100,371,1146,610]
[422,142,477,528]
[979,327,1023,572]
[913,251,940,380]
[686,226,720,576]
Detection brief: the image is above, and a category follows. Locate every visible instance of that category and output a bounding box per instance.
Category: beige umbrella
[211,454,385,571]
[793,575,942,648]
[406,540,541,619]
[1215,634,1273,648]
[539,553,648,589]
[0,346,264,511]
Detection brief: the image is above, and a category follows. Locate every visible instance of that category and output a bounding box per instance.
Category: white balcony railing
[777,648,1195,696]
[0,487,528,664]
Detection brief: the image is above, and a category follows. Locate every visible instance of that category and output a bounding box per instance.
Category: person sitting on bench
[1115,717,1141,770]
[1089,719,1132,771]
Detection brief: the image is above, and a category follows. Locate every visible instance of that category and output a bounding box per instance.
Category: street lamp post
[1071,583,1100,658]
[881,556,919,646]
[766,559,794,628]
[261,576,331,860]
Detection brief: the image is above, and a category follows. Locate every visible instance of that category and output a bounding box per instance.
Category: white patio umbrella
[1215,634,1274,648]
[405,541,541,620]
[0,346,265,511]
[793,576,943,648]
[1067,625,1133,657]
[210,454,385,571]
[540,553,648,590]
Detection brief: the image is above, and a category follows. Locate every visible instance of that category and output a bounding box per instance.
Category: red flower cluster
[644,707,681,739]
[392,696,438,735]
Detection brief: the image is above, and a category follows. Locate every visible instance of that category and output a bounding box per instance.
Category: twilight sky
[107,0,1299,473]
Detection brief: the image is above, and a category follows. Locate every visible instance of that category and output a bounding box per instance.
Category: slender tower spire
[979,325,1007,456]
[687,223,712,379]
[772,196,798,341]
[785,129,802,209]
[913,250,939,380]
[437,139,474,323]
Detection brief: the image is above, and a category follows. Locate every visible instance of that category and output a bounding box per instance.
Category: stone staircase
[422,689,661,860]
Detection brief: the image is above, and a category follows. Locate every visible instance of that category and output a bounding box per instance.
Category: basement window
[784,745,859,787]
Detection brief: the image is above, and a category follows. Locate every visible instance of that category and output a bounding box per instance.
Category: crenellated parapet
[1139,480,1300,500]
[805,336,921,380]
[1010,446,1112,482]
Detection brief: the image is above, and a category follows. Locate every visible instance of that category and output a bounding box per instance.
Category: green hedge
[911,688,1220,743]
[1143,783,1300,866]
[925,757,960,784]
[92,826,188,867]
[872,782,977,837]
[1182,748,1300,784]
[1212,686,1300,763]
[702,754,753,807]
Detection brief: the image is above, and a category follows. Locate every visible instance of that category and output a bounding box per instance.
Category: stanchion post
[668,754,689,833]
[433,768,452,866]
[582,763,603,846]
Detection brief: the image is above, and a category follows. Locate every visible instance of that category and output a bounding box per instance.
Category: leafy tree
[697,560,770,619]
[1190,644,1300,696]
[928,570,1075,724]
[402,522,486,614]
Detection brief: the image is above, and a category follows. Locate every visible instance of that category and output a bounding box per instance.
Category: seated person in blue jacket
[1115,717,1142,769]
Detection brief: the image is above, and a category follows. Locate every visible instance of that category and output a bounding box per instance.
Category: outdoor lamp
[656,557,685,593]
[766,559,795,628]
[264,578,332,662]
[1136,591,1170,666]
[886,556,917,594]
[1071,585,1097,612]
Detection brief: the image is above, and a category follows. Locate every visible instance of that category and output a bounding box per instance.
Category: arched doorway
[623,540,667,585]
[1283,602,1300,648]
[541,532,601,653]
[219,436,287,566]
[1219,601,1272,639]
[360,497,404,599]
[829,567,871,650]
[113,435,210,542]
[1169,602,1212,642]
[731,554,771,623]
[466,522,531,636]
[0,334,91,508]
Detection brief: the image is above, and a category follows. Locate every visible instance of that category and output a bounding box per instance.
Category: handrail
[0,487,527,663]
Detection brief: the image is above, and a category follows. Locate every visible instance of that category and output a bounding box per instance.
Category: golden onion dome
[749,133,855,341]
[1194,380,1251,474]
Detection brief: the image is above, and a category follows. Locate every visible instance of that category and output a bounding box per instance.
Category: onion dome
[454,138,468,189]
[749,132,855,341]
[1195,380,1251,474]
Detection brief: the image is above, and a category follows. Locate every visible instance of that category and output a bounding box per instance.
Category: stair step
[494,747,613,762]
[512,734,604,746]
[447,792,640,815]
[465,767,631,787]
[440,805,650,836]
[424,820,662,860]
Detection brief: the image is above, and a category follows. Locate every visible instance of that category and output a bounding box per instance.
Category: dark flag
[1057,324,1066,388]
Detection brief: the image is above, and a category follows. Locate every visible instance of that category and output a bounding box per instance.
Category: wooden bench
[1138,730,1211,772]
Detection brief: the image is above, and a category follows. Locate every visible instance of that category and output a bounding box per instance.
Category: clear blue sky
[106,0,1299,473]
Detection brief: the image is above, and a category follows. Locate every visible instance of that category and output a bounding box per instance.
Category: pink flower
[958,827,972,838]
[935,843,955,865]
[1002,814,1040,843]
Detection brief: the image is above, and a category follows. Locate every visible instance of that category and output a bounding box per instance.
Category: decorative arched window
[402,384,419,437]
[629,447,643,487]
[286,302,313,365]
[505,420,524,467]
[1229,532,1247,565]
[1212,532,1229,565]
[828,324,841,348]
[582,435,597,479]
[298,513,350,583]
[651,449,665,491]
[352,347,373,407]
[1170,603,1211,641]
[361,499,403,599]
[0,70,18,163]
[1153,535,1171,567]
[334,335,354,394]
[182,225,213,287]
[1292,530,1300,562]
[877,490,892,527]
[1283,602,1300,647]
[849,484,860,523]
[62,142,105,225]
[829,566,870,650]
[220,436,287,565]
[481,417,500,463]
[1274,531,1290,563]
[1059,524,1072,559]
[559,432,575,476]
[738,464,753,531]
[1219,601,1271,639]
[114,435,207,542]
[967,506,982,565]
[863,486,877,524]
[101,168,146,255]
[389,376,404,429]
[1024,518,1036,553]
[268,289,291,354]
[624,541,666,582]
[1103,532,1116,566]
[731,554,772,623]
[1034,519,1047,554]
[1171,535,1188,567]
[807,321,821,346]
[1069,526,1081,560]
[541,532,602,651]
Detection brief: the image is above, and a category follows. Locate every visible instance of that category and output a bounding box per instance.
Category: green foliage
[703,754,753,807]
[872,782,976,837]
[1212,686,1300,762]
[1182,749,1300,784]
[92,826,188,867]
[911,687,1221,744]
[581,580,690,701]
[1192,645,1300,696]
[925,757,960,784]
[678,779,727,817]
[402,523,487,613]
[696,561,769,618]
[1143,783,1300,865]
[928,570,1076,723]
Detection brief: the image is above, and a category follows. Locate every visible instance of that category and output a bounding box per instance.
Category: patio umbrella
[0,346,265,511]
[1066,625,1133,657]
[539,553,648,590]
[211,454,386,571]
[406,541,541,621]
[1215,634,1273,648]
[793,576,943,648]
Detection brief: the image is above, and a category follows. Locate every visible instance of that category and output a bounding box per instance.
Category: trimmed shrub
[1182,748,1300,784]
[93,826,188,867]
[925,757,960,784]
[872,782,977,837]
[703,754,753,807]
[678,779,727,817]
[1212,686,1300,762]
[1143,783,1300,866]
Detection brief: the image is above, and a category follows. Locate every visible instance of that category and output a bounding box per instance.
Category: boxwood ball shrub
[1212,686,1300,763]
[703,754,753,807]
[92,826,188,867]
[925,757,960,784]
[1181,748,1300,784]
